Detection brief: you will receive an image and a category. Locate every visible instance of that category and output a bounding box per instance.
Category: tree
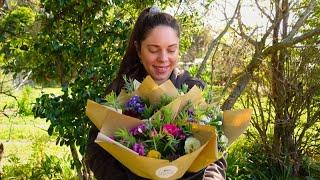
[29,1,210,179]
[219,0,320,176]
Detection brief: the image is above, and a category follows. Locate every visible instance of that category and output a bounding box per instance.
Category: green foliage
[177,12,204,55]
[123,75,137,94]
[104,91,122,110]
[226,138,309,180]
[1,6,36,34]
[114,128,136,147]
[32,64,115,154]
[0,5,36,77]
[2,136,76,179]
[17,85,33,116]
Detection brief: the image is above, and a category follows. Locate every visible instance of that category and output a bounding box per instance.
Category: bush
[226,137,319,179]
[2,135,76,179]
[17,85,33,116]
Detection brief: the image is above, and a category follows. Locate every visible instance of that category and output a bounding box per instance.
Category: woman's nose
[158,51,169,62]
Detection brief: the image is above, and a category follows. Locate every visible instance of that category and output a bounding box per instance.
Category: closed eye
[168,48,177,53]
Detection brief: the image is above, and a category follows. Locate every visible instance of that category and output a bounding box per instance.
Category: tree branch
[236,7,257,45]
[286,0,316,40]
[255,0,273,22]
[263,27,320,55]
[196,0,241,78]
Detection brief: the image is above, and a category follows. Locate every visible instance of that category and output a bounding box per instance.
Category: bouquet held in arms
[86,76,252,179]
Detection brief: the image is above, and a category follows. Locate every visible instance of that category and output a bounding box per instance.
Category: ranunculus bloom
[132,143,145,156]
[147,150,161,159]
[184,137,201,154]
[162,124,182,137]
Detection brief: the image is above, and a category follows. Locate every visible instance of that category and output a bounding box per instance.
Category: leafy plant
[2,136,76,179]
[17,85,33,116]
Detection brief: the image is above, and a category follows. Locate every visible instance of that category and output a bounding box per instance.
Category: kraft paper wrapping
[117,76,179,105]
[85,75,253,179]
[86,100,217,179]
[223,109,253,145]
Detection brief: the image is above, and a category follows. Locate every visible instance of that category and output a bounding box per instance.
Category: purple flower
[179,133,186,140]
[187,108,194,117]
[125,96,145,115]
[132,143,145,156]
[130,124,146,135]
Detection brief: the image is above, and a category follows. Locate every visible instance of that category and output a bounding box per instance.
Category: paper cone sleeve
[136,76,179,104]
[178,86,207,112]
[223,109,253,145]
[96,124,216,179]
[85,100,217,179]
[86,100,142,134]
[117,89,131,105]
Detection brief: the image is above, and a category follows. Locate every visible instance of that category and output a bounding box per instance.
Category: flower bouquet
[86,76,252,179]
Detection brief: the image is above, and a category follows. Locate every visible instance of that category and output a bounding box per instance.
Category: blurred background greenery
[0,0,319,179]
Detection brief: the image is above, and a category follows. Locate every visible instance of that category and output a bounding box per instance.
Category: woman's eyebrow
[147,44,178,47]
[168,44,178,47]
[147,44,160,48]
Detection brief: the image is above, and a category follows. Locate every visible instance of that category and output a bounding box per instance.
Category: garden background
[0,0,319,179]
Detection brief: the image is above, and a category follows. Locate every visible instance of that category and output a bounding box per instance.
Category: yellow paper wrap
[85,75,253,179]
[86,100,217,179]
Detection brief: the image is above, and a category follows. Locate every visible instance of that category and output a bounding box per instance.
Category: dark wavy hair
[106,7,180,95]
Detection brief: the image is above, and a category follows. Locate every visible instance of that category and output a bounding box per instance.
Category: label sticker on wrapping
[155,165,178,178]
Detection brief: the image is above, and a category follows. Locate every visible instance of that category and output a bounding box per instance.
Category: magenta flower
[130,124,146,136]
[179,133,186,140]
[162,124,182,137]
[132,143,145,155]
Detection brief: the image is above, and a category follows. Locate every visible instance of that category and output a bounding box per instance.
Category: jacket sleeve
[171,69,205,90]
[202,157,227,180]
[86,126,136,180]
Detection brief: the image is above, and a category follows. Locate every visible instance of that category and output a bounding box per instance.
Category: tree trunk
[271,0,282,160]
[271,0,301,176]
[70,142,84,180]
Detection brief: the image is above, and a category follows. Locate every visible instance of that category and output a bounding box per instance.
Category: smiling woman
[138,25,179,84]
[86,6,227,180]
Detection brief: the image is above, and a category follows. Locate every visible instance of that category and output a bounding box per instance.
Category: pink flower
[162,124,183,138]
[149,128,158,137]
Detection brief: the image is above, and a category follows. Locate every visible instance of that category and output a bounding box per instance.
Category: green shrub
[2,135,76,179]
[17,85,33,116]
[226,138,318,179]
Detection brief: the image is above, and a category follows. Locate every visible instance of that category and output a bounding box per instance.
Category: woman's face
[138,25,179,84]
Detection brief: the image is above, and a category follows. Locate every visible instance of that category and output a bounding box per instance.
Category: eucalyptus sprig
[179,83,189,95]
[123,75,136,94]
[114,128,136,147]
[104,91,122,110]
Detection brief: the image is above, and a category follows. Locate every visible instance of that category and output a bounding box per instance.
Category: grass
[0,86,76,178]
[0,115,69,164]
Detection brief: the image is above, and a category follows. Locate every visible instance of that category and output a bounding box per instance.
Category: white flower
[184,137,201,154]
[200,115,211,124]
[216,120,222,126]
[220,135,229,145]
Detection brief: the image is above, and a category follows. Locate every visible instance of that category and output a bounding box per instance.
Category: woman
[86,6,227,180]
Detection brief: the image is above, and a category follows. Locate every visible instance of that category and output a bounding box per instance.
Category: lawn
[0,86,76,179]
